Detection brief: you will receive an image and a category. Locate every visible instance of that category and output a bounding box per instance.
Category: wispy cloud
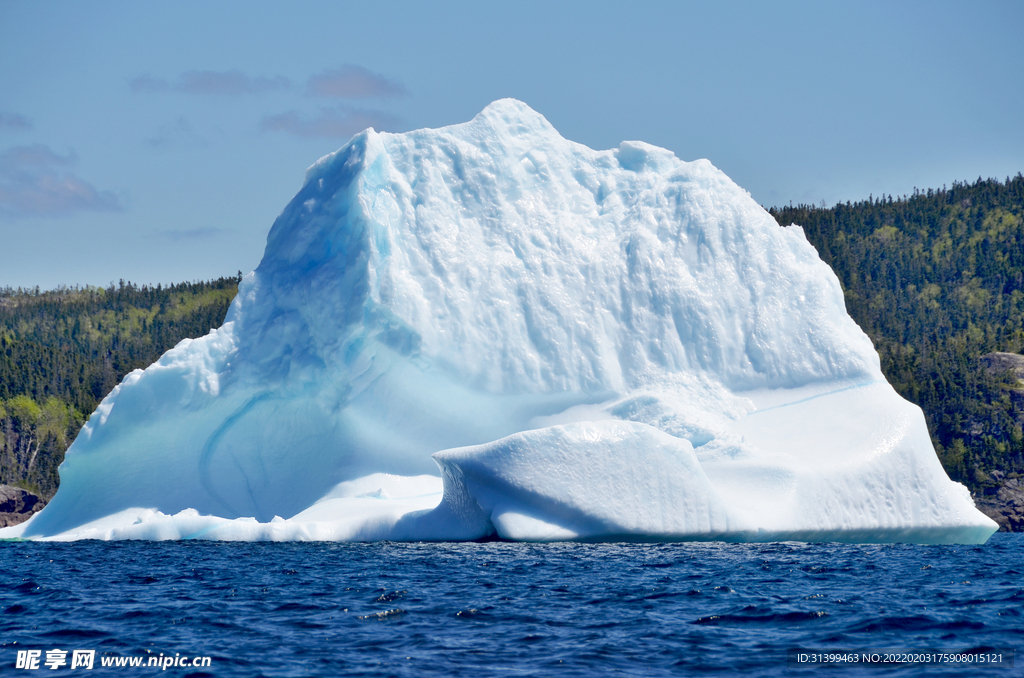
[0,113,31,130]
[0,145,75,168]
[130,66,406,141]
[306,66,406,99]
[130,65,406,100]
[0,144,121,217]
[127,74,169,93]
[147,116,206,149]
[130,70,291,95]
[158,226,232,241]
[261,107,402,138]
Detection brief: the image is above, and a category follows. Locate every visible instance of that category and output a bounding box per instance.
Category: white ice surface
[3,100,995,544]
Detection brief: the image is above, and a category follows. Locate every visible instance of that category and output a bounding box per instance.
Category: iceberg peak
[470,97,558,134]
[5,100,996,544]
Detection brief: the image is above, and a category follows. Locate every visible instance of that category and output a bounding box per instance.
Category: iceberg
[3,100,996,543]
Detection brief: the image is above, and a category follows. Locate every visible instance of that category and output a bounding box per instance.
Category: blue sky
[1,0,1022,289]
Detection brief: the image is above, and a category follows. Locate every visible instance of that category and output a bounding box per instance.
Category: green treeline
[770,174,1024,493]
[0,276,239,498]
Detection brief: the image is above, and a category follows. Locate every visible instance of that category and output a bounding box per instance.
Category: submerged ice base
[3,100,996,544]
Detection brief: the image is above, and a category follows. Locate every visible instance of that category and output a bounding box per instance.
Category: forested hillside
[770,175,1024,498]
[0,276,239,498]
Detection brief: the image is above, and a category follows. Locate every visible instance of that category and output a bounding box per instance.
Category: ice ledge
[5,411,995,544]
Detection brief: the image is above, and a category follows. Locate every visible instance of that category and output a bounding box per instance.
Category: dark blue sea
[1,535,1020,676]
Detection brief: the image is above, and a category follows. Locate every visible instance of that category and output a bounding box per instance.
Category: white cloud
[0,145,121,217]
[130,70,291,95]
[261,107,402,138]
[147,117,206,149]
[0,113,31,130]
[306,66,406,99]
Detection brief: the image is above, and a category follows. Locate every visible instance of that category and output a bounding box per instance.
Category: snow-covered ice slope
[4,100,996,543]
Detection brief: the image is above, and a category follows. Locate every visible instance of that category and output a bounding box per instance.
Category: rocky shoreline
[974,475,1024,532]
[0,485,46,528]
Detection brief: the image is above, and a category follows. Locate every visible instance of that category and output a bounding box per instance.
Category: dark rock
[974,477,1024,532]
[979,351,1024,434]
[979,352,1024,382]
[0,485,46,528]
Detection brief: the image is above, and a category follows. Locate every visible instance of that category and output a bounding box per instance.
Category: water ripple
[0,536,1020,676]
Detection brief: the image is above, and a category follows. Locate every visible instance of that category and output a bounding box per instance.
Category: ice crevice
[1,99,996,543]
